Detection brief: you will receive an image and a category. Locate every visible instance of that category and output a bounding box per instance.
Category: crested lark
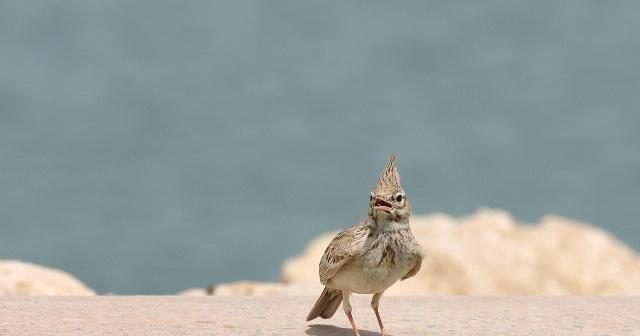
[306,154,424,336]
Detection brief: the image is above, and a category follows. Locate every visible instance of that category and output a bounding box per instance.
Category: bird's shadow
[306,324,381,336]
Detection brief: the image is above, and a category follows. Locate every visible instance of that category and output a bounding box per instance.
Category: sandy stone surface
[1,296,639,335]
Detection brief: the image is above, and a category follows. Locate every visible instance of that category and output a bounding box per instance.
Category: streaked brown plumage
[306,154,424,336]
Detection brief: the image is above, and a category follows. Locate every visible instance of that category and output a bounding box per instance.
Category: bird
[306,154,424,336]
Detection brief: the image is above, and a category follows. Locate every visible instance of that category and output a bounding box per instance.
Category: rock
[212,281,322,296]
[0,260,95,296]
[280,208,640,295]
[176,288,209,296]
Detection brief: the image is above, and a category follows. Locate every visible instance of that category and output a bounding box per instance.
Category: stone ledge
[1,296,638,335]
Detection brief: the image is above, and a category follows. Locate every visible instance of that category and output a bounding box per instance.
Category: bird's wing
[401,230,425,281]
[319,223,368,285]
[401,258,422,280]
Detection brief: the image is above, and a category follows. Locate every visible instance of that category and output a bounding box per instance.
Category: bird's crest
[372,154,404,194]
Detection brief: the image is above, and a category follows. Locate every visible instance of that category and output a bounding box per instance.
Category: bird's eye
[370,194,374,201]
[395,195,404,202]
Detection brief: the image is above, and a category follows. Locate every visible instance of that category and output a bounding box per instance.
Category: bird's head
[367,154,411,224]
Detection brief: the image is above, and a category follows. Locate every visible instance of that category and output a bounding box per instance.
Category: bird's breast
[327,232,419,294]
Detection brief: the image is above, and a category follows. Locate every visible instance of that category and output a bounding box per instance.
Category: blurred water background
[1,1,639,294]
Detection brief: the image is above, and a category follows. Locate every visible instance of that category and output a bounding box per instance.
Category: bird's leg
[342,289,361,336]
[371,292,387,336]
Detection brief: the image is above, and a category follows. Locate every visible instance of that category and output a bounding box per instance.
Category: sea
[1,1,639,294]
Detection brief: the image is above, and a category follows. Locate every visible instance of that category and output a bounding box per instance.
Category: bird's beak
[373,198,392,213]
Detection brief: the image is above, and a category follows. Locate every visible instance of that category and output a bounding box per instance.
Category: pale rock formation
[211,281,322,296]
[176,288,209,296]
[0,260,95,296]
[279,208,640,295]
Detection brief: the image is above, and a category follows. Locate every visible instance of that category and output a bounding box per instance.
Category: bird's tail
[306,287,343,321]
